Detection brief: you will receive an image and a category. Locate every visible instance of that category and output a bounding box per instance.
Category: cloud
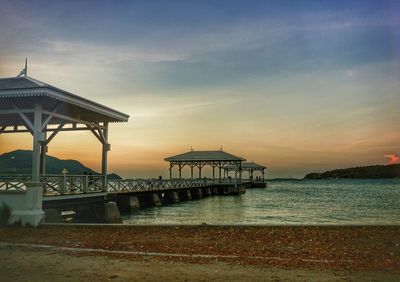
[384,154,400,164]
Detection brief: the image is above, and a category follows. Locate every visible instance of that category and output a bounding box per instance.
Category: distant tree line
[304,164,400,179]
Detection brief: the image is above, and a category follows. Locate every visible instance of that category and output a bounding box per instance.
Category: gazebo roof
[242,162,266,169]
[165,150,246,162]
[224,161,266,170]
[0,76,129,126]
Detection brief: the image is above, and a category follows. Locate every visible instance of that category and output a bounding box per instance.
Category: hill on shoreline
[304,164,400,179]
[0,150,121,179]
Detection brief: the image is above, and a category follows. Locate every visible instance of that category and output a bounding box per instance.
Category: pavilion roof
[224,161,266,169]
[164,150,246,162]
[0,76,129,125]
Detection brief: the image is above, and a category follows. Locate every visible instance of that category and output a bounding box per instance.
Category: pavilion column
[169,163,173,179]
[101,122,109,191]
[39,129,47,175]
[212,164,215,179]
[198,163,204,179]
[239,162,242,181]
[234,167,237,183]
[250,170,253,180]
[190,165,194,179]
[17,102,46,226]
[32,103,43,182]
[262,169,265,182]
[178,163,182,179]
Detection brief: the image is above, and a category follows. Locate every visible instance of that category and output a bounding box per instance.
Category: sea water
[122,179,400,225]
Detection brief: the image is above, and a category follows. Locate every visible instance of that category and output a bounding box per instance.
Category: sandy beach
[0,225,399,281]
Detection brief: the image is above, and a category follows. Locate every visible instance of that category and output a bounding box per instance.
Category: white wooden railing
[0,174,239,196]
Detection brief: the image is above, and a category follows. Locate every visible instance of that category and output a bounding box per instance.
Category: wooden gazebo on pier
[0,76,129,184]
[0,74,129,226]
[224,161,266,181]
[165,150,246,180]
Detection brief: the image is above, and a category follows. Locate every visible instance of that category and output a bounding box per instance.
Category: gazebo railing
[0,174,104,194]
[0,174,32,191]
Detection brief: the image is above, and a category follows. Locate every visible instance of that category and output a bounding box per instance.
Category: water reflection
[123,179,400,225]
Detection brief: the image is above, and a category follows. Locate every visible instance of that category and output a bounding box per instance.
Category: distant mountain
[0,150,121,179]
[304,164,400,179]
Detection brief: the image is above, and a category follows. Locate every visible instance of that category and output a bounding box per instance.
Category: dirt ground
[0,225,399,281]
[1,246,399,281]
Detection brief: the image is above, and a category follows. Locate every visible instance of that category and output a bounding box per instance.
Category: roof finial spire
[220,145,223,151]
[190,146,194,151]
[17,58,28,77]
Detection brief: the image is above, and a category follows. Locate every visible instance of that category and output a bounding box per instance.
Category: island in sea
[0,150,121,179]
[304,163,400,179]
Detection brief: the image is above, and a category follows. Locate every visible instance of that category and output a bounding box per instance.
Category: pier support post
[203,187,211,197]
[191,188,203,199]
[179,190,192,201]
[152,193,162,206]
[129,195,140,209]
[211,187,219,195]
[103,202,122,223]
[224,185,246,195]
[165,191,179,204]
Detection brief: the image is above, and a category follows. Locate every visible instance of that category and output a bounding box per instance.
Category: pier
[0,174,249,223]
[0,74,265,225]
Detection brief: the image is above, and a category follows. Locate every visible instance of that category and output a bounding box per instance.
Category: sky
[0,0,399,178]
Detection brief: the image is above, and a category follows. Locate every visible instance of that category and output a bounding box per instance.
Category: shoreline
[1,225,399,277]
[44,222,400,226]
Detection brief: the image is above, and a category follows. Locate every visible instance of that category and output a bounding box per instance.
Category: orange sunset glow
[1,1,399,179]
[384,154,400,165]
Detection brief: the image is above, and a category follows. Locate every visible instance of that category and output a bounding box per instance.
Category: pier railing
[0,174,31,191]
[107,178,218,193]
[0,174,235,196]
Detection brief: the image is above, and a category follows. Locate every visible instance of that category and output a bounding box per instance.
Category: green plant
[10,219,22,227]
[0,202,12,227]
